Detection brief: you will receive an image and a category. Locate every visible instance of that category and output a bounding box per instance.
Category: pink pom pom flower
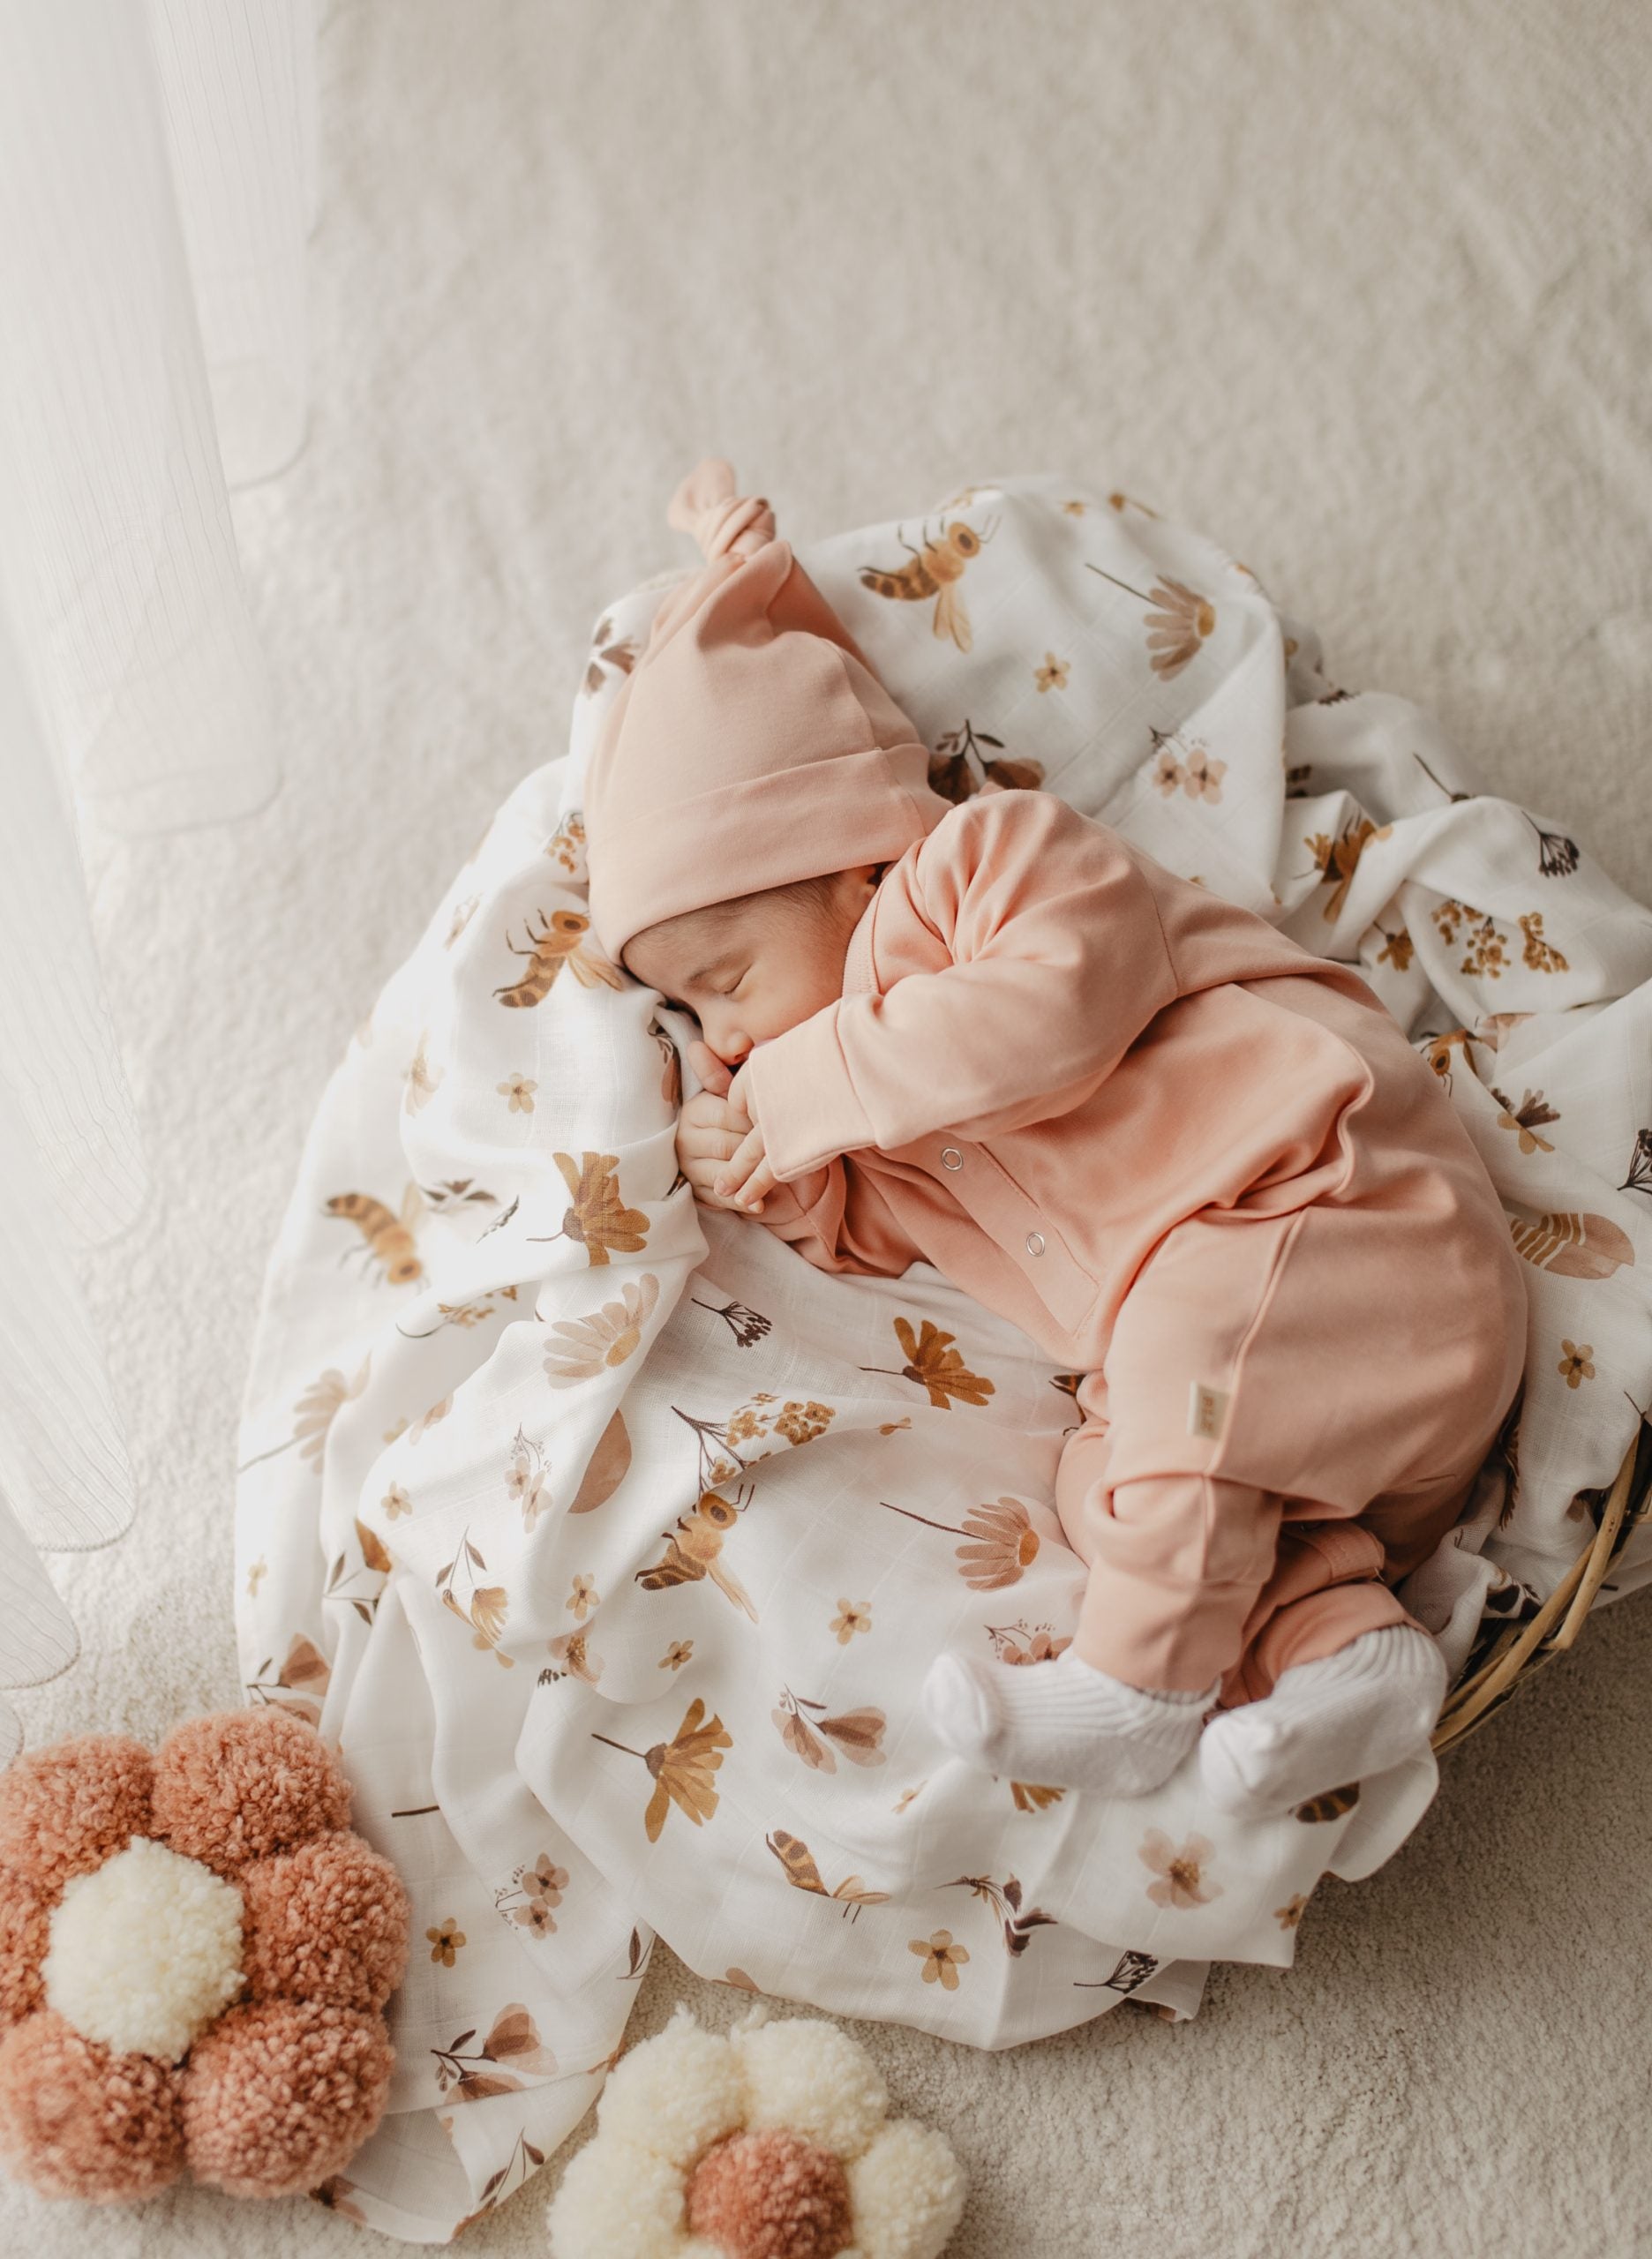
[0,1707,409,2203]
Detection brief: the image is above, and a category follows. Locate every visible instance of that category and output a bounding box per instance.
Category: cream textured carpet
[7,3,1650,2251]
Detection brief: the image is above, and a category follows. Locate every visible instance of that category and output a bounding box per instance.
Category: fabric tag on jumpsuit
[1187,1382,1231,1441]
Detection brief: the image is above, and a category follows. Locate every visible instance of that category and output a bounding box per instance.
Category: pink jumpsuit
[739,786,1528,1707]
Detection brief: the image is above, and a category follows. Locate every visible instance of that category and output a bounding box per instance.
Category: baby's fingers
[687,1038,732,1097]
[716,1128,777,1213]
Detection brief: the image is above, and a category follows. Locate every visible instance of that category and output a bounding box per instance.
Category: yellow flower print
[498,1074,537,1114]
[659,1640,694,1671]
[1060,499,1087,516]
[382,1483,411,1520]
[544,1274,660,1386]
[1274,1892,1311,1931]
[1010,1781,1065,1812]
[427,1918,466,1968]
[892,1783,926,1813]
[535,1152,650,1265]
[1034,652,1070,694]
[245,1558,267,1598]
[1377,927,1415,972]
[830,1600,872,1646]
[592,1698,732,1844]
[1306,817,1390,923]
[776,1399,834,1445]
[1518,911,1568,972]
[567,1573,599,1620]
[862,1317,995,1409]
[1138,1828,1224,1910]
[1558,1340,1595,1389]
[910,1930,970,1990]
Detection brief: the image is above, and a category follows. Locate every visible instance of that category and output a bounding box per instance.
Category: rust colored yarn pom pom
[687,2128,855,2259]
[0,1707,409,2204]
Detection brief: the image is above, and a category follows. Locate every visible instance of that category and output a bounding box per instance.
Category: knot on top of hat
[666,456,777,562]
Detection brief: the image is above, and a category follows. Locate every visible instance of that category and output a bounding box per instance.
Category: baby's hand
[676,1084,759,1211]
[678,1039,793,1220]
[713,1059,781,1213]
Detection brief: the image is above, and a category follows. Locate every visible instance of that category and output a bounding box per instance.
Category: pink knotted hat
[582,459,950,967]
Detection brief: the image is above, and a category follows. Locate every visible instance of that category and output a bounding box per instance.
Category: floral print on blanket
[236,472,1652,2241]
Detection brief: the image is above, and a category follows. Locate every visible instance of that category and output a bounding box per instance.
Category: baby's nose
[702,1017,750,1066]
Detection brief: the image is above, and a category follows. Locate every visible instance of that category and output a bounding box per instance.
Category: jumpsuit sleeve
[741,790,1182,1180]
[754,1160,920,1279]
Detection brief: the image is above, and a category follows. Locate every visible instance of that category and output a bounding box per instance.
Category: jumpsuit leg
[1055,1449,1421,1701]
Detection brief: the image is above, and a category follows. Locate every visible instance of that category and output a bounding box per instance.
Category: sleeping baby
[580,459,1527,1818]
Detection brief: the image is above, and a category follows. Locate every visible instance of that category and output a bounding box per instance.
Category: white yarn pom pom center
[43,1835,245,2062]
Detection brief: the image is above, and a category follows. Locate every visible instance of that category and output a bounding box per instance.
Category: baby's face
[623,865,879,1069]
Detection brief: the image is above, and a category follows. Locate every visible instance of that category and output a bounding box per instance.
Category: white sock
[1197,1625,1449,1819]
[921,1648,1220,1796]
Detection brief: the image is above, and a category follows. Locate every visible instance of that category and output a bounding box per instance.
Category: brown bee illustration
[859,516,995,653]
[494,907,625,1009]
[635,1482,757,1621]
[1416,1025,1487,1093]
[1292,1782,1361,1823]
[325,1184,424,1286]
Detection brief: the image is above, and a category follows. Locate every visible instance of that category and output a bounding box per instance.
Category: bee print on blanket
[636,1484,758,1621]
[494,905,623,1008]
[858,515,994,652]
[325,1185,424,1286]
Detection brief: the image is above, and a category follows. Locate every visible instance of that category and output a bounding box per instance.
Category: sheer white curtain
[0,0,319,1757]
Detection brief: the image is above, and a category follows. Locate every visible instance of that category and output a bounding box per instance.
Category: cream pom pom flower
[547,2003,965,2259]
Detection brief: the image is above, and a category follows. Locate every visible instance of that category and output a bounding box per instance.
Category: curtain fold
[0,0,318,1757]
